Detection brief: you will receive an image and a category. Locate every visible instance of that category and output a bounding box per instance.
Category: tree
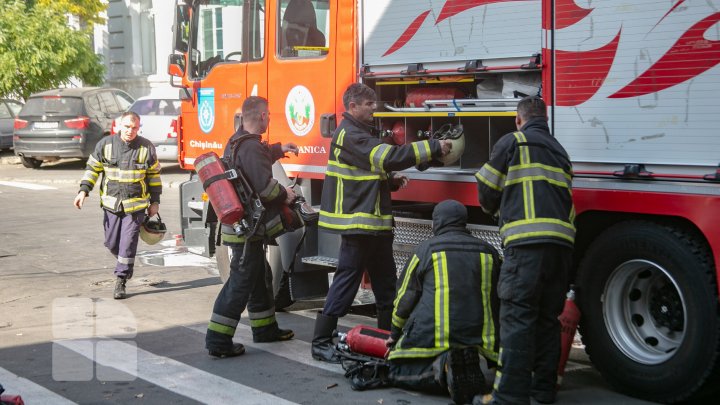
[0,0,105,100]
[35,0,107,26]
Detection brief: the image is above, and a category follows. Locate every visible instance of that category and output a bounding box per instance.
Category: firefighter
[311,83,452,362]
[385,199,501,404]
[205,96,299,358]
[73,111,162,300]
[474,96,575,405]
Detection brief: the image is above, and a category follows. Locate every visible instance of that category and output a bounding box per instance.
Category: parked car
[112,88,181,162]
[13,87,134,168]
[0,99,24,150]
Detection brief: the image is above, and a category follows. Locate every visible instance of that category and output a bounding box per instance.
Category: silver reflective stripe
[476,165,505,191]
[210,313,239,328]
[117,256,135,265]
[101,195,118,207]
[506,165,571,188]
[248,308,276,320]
[500,219,575,242]
[370,143,392,173]
[104,167,146,180]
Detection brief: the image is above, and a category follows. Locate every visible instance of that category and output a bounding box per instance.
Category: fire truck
[167,0,720,402]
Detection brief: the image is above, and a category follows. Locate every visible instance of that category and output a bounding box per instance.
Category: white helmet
[140,214,167,245]
[433,123,465,166]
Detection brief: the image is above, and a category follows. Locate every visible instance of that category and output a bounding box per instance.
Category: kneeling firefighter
[347,200,502,404]
[204,96,300,358]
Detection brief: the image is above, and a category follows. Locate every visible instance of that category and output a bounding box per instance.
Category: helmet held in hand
[140,214,167,245]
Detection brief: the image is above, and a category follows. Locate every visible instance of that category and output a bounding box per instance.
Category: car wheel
[577,220,720,403]
[19,155,42,169]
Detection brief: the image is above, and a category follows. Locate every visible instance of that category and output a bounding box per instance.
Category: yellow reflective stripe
[432,252,450,350]
[500,218,576,244]
[249,316,276,328]
[259,180,282,200]
[476,165,505,192]
[326,160,382,180]
[480,253,496,355]
[387,346,449,360]
[318,210,393,231]
[81,170,100,185]
[333,128,345,161]
[86,155,103,172]
[138,146,148,164]
[369,143,391,174]
[512,131,535,219]
[208,321,235,336]
[412,142,420,165]
[506,164,571,188]
[415,140,431,164]
[334,178,343,213]
[393,254,420,312]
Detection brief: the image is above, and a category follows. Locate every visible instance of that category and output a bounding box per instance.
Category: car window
[0,103,11,119]
[115,91,134,111]
[99,92,120,113]
[20,97,84,116]
[6,101,23,116]
[86,94,101,112]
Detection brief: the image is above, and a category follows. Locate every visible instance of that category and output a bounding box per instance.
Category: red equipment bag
[345,325,392,359]
[195,151,245,225]
[557,286,581,385]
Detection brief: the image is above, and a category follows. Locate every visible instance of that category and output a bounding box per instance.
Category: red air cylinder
[405,88,465,108]
[346,325,392,359]
[557,286,581,385]
[194,151,245,225]
[391,121,405,145]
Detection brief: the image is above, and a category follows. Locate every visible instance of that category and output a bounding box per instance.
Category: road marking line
[0,366,77,404]
[184,324,344,374]
[0,181,57,190]
[57,338,299,405]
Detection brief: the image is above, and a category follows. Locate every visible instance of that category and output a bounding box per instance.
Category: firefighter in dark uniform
[311,83,452,362]
[205,96,299,358]
[386,199,501,404]
[475,96,575,405]
[73,111,162,300]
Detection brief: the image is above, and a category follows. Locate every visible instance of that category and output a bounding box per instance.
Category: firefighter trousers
[206,241,278,350]
[323,234,397,317]
[388,354,448,395]
[103,210,145,279]
[493,244,572,405]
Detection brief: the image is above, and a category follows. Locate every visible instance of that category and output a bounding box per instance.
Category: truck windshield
[189,0,266,79]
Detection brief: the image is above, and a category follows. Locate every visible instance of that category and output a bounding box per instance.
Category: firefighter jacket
[220,130,289,244]
[475,118,575,248]
[319,112,443,235]
[388,200,501,363]
[79,135,161,214]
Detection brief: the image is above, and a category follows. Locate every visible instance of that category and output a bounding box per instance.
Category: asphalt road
[0,151,658,404]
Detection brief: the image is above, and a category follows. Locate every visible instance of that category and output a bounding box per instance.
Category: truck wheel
[19,155,42,168]
[577,221,720,403]
[215,245,232,284]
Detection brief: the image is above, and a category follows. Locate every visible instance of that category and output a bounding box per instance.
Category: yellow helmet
[140,214,167,245]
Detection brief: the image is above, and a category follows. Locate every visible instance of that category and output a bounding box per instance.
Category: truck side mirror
[168,54,185,78]
[320,113,336,138]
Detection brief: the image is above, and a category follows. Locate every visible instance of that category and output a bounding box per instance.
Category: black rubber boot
[311,312,341,363]
[376,308,392,331]
[252,324,294,343]
[113,277,127,300]
[445,347,484,404]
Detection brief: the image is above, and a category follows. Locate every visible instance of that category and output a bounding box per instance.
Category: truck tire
[576,220,720,403]
[19,155,42,168]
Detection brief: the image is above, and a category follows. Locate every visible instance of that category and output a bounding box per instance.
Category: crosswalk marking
[57,338,299,405]
[184,323,345,374]
[0,366,77,404]
[0,181,57,190]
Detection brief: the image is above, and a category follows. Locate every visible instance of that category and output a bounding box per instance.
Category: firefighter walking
[475,96,575,405]
[73,111,162,300]
[312,83,452,362]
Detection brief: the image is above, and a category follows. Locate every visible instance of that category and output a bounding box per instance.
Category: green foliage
[0,1,105,100]
[36,0,107,26]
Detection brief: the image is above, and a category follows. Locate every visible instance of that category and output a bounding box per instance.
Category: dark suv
[13,87,134,168]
